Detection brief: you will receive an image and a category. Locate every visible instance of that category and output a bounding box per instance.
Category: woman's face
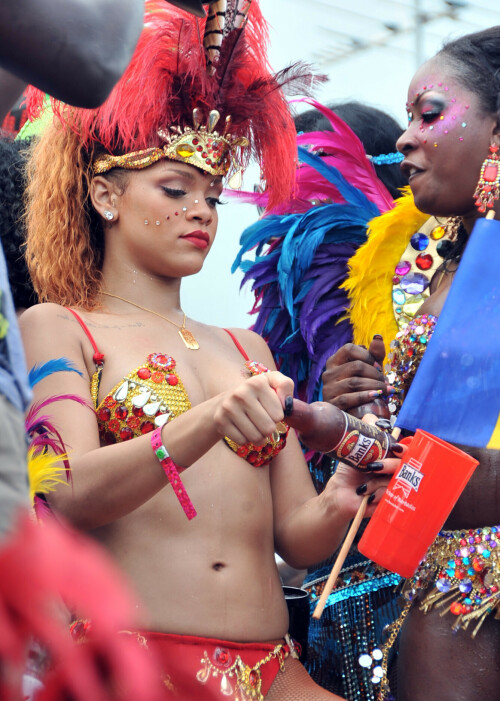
[397,56,499,218]
[108,160,223,279]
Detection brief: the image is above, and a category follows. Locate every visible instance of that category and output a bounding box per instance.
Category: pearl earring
[103,210,114,221]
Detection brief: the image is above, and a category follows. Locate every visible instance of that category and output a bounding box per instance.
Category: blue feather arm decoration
[28,357,83,388]
[233,147,382,402]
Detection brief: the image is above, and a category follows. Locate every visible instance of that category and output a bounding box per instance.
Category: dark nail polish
[356,483,368,495]
[392,443,404,454]
[365,462,384,471]
[284,396,294,417]
[368,493,376,504]
[373,334,383,340]
[375,419,392,430]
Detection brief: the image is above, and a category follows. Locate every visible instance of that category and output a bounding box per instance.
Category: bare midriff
[91,443,289,640]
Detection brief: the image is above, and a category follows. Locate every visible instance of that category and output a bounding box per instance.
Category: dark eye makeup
[161,186,224,208]
[161,186,186,198]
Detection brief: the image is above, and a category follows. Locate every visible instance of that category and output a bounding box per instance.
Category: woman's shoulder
[19,303,92,350]
[20,302,70,329]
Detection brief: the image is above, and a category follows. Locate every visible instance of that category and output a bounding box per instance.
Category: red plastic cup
[358,429,479,577]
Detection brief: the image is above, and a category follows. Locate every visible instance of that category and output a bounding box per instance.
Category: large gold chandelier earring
[474,143,500,213]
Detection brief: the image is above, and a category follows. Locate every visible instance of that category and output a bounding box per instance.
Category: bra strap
[223,328,250,361]
[66,308,105,367]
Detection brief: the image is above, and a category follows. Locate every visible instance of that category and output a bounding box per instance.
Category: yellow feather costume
[27,448,69,505]
[342,187,429,355]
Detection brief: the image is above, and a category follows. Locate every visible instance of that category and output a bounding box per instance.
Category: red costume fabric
[131,631,293,700]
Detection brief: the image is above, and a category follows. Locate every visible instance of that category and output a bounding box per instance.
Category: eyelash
[421,110,441,124]
[161,187,224,208]
[207,198,225,208]
[162,187,186,198]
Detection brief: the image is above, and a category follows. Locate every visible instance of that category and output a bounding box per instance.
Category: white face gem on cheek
[144,219,149,225]
[156,221,160,226]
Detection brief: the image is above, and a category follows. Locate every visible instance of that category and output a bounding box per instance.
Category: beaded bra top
[67,309,288,466]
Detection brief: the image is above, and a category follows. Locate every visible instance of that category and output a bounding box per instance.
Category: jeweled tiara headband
[93,108,249,187]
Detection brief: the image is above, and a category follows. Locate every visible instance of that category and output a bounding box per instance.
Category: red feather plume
[0,516,164,701]
[25,1,321,210]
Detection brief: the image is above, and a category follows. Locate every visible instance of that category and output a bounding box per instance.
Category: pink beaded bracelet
[151,427,197,520]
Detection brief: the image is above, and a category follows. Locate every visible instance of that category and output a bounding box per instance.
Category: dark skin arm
[0,0,145,112]
[322,335,390,415]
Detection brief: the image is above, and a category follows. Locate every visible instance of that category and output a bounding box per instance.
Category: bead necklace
[101,292,199,350]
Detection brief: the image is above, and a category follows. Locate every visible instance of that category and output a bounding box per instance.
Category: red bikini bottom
[141,631,293,700]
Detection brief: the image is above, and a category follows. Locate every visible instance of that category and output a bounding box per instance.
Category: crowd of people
[0,2,499,700]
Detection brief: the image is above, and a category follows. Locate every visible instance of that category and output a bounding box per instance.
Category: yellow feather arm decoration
[341,187,429,358]
[27,447,70,505]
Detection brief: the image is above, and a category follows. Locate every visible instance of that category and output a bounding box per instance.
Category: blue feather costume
[233,145,384,404]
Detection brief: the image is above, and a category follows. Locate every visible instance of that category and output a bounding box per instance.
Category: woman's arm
[0,0,145,110]
[271,438,394,569]
[20,305,292,531]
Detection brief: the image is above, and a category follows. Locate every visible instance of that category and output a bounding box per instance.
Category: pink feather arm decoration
[26,393,90,481]
[25,1,322,210]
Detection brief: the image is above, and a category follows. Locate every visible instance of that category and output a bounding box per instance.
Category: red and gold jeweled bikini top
[68,310,288,466]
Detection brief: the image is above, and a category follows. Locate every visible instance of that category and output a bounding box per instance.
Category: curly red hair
[25,123,105,310]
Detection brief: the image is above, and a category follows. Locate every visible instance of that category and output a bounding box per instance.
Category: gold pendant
[179,327,200,350]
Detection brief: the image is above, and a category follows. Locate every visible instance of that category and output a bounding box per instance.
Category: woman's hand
[322,335,390,412]
[213,370,293,446]
[322,440,406,519]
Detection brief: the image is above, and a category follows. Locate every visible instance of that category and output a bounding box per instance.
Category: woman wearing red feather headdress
[19,3,393,698]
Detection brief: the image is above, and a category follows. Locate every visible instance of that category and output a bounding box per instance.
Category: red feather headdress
[26,0,316,210]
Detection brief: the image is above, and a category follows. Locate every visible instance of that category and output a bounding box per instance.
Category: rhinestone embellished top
[91,353,288,466]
